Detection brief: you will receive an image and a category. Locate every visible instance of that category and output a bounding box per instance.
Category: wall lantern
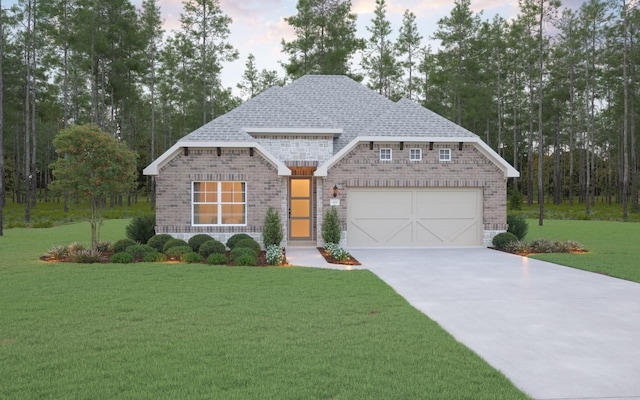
[332,185,339,198]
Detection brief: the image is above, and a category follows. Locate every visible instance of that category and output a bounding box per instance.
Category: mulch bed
[317,247,361,266]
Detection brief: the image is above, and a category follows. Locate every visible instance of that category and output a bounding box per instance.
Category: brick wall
[156,148,285,246]
[318,142,508,246]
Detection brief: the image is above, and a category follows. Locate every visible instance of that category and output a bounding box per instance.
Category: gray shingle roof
[180,75,477,152]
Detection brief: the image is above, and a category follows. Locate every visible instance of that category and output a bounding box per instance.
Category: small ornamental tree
[262,206,283,248]
[322,206,341,245]
[50,124,138,251]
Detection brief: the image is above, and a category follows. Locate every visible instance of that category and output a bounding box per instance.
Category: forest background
[0,0,638,233]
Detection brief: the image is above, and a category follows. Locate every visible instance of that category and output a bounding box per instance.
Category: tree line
[0,0,639,235]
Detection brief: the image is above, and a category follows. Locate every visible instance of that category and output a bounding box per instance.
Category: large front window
[192,181,246,225]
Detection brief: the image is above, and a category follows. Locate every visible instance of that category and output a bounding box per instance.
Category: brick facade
[318,142,508,246]
[156,148,286,246]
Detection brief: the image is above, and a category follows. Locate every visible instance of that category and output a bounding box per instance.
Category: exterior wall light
[332,185,338,198]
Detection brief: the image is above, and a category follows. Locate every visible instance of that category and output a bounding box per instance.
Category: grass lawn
[0,221,528,399]
[526,219,640,283]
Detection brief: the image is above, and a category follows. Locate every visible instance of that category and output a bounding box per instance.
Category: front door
[289,177,312,240]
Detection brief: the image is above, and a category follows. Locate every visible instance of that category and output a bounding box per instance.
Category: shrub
[505,240,530,254]
[529,238,557,253]
[163,238,189,253]
[96,241,113,253]
[110,252,134,264]
[230,247,256,261]
[68,242,86,255]
[262,206,283,248]
[182,252,204,263]
[113,238,137,254]
[508,189,522,210]
[126,244,155,261]
[44,245,70,260]
[165,245,193,260]
[234,238,261,254]
[266,244,284,266]
[199,239,226,258]
[147,234,174,252]
[322,206,341,245]
[188,234,213,252]
[492,232,518,250]
[226,233,253,250]
[143,251,167,263]
[206,253,228,265]
[325,242,350,261]
[234,253,258,266]
[126,214,156,244]
[507,215,528,241]
[72,249,102,264]
[564,240,585,253]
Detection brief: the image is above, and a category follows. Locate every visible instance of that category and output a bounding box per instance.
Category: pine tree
[396,10,422,100]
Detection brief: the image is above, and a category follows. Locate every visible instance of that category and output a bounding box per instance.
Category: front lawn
[0,221,528,399]
[526,219,640,283]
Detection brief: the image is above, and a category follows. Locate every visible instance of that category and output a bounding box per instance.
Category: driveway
[348,248,640,400]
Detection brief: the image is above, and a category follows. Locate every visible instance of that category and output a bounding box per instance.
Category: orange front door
[289,178,312,240]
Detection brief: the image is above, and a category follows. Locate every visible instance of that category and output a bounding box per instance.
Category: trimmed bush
[199,239,226,258]
[113,238,137,254]
[262,206,283,248]
[165,245,193,260]
[126,244,155,261]
[234,254,257,266]
[126,214,156,244]
[322,206,341,244]
[147,234,174,252]
[182,252,204,263]
[110,252,134,264]
[492,232,518,250]
[507,215,528,241]
[188,234,213,252]
[143,251,167,263]
[226,233,253,250]
[206,253,228,265]
[508,189,522,210]
[266,244,284,266]
[234,238,261,254]
[163,238,189,253]
[230,247,256,261]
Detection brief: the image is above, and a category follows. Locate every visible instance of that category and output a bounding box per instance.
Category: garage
[346,188,483,248]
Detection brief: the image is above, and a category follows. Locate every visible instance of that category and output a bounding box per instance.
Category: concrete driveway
[348,248,640,400]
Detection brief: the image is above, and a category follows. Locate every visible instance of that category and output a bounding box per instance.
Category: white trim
[379,148,392,161]
[242,127,343,137]
[410,148,422,161]
[439,148,451,162]
[143,141,291,176]
[315,136,519,178]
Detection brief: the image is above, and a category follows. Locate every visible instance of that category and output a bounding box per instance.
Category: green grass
[2,199,152,229]
[512,200,640,222]
[526,219,640,283]
[0,221,527,399]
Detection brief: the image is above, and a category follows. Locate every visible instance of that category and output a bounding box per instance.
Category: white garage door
[347,188,483,248]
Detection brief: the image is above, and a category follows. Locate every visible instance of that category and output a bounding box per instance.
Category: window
[439,148,451,162]
[410,148,422,161]
[192,181,246,225]
[380,148,392,161]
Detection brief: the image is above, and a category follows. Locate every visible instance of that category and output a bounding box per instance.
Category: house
[143,75,519,249]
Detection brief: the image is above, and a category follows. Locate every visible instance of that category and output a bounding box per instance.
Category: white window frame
[410,148,422,161]
[439,148,452,162]
[380,148,392,161]
[192,181,247,226]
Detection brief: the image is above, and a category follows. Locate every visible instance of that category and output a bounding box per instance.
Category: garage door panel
[348,188,482,248]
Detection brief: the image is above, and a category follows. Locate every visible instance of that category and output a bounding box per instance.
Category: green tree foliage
[362,0,401,99]
[395,10,423,100]
[50,124,138,250]
[262,206,283,248]
[281,0,364,79]
[321,207,341,244]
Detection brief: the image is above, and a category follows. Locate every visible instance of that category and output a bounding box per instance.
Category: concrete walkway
[288,247,640,400]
